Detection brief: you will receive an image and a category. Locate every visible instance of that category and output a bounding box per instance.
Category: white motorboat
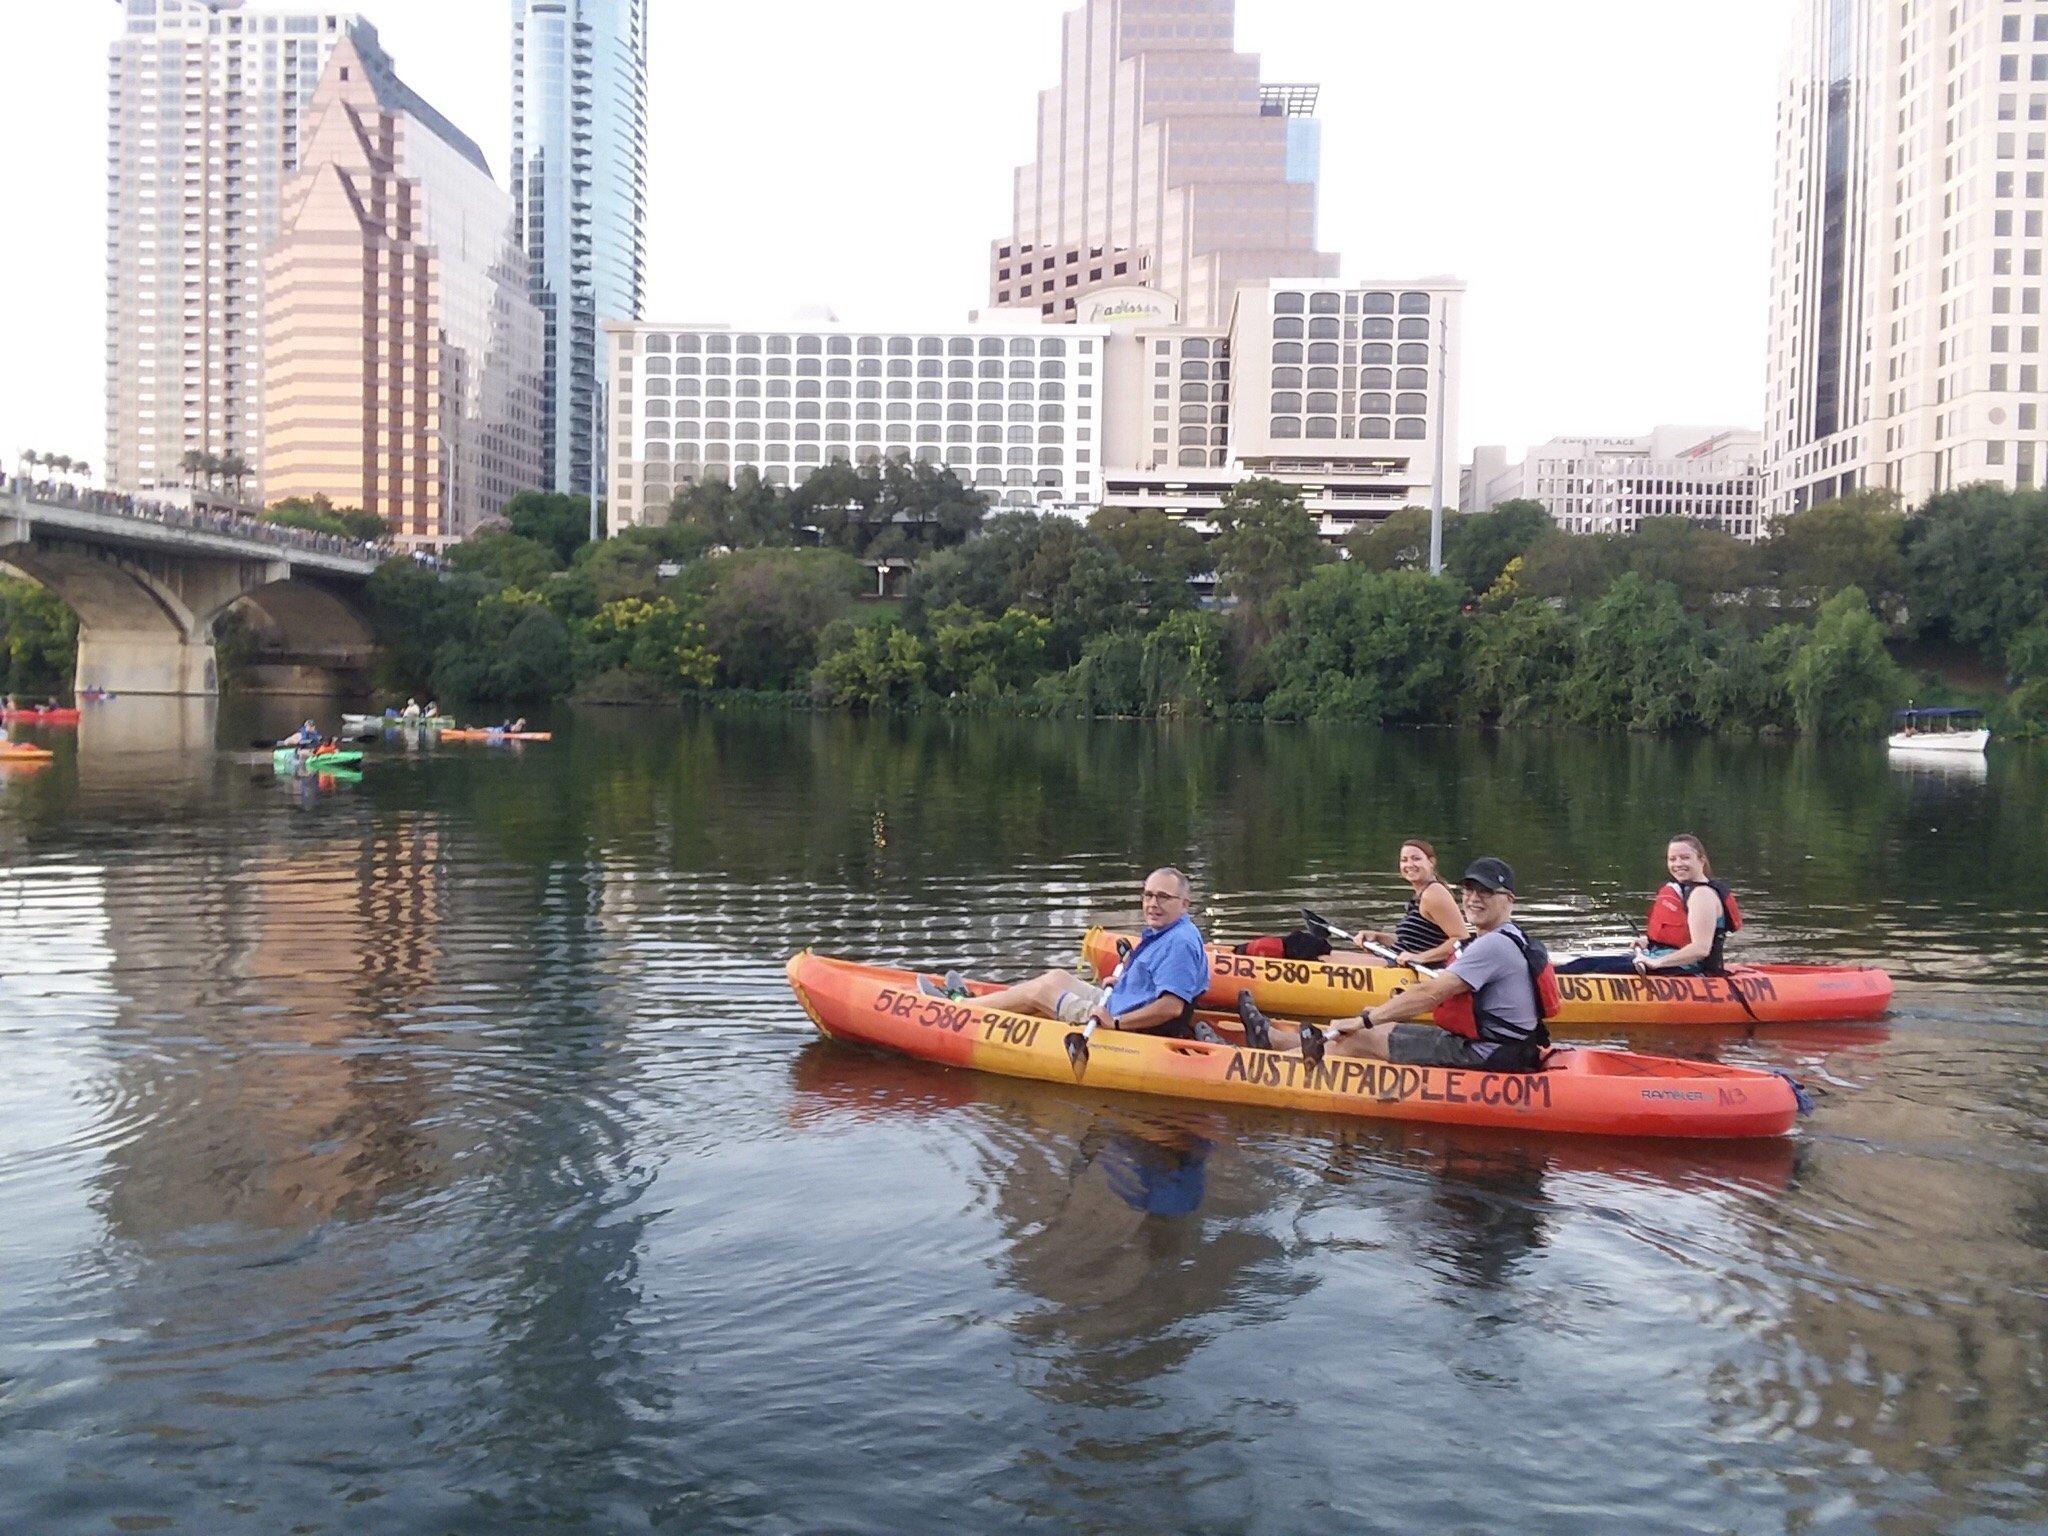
[1887,707,1989,754]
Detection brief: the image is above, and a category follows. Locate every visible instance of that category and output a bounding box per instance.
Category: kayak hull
[2,708,80,725]
[272,748,363,772]
[437,729,551,742]
[1081,928,1891,1028]
[786,953,1799,1139]
[0,744,55,761]
[343,714,447,729]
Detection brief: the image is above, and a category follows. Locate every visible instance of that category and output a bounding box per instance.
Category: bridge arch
[226,577,377,694]
[0,544,218,695]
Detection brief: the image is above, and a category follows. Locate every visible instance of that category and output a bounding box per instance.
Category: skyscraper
[988,0,1338,327]
[105,0,363,499]
[1764,0,2048,516]
[262,35,544,547]
[511,0,649,500]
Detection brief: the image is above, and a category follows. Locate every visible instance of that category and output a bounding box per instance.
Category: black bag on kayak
[1233,930,1332,961]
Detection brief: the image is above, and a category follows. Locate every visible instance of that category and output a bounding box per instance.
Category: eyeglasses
[1141,888,1184,902]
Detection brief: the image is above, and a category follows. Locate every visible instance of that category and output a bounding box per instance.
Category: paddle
[1064,937,1133,1081]
[1299,907,1440,976]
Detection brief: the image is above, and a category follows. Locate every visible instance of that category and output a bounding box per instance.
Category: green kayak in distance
[273,748,364,774]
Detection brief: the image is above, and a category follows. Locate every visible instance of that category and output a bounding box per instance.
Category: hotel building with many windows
[602,321,1106,529]
[606,277,1461,537]
[1764,0,2048,516]
[1465,428,1765,540]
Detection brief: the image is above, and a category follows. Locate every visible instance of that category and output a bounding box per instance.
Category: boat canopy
[1892,706,1985,719]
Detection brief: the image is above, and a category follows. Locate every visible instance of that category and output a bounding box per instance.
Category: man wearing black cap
[1314,856,1548,1070]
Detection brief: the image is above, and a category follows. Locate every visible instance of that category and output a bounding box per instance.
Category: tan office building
[989,0,1337,326]
[105,0,364,499]
[262,36,543,546]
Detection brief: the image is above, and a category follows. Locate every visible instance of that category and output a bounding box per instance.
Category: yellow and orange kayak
[786,952,1802,1139]
[437,729,552,742]
[0,743,55,762]
[1081,927,1891,1029]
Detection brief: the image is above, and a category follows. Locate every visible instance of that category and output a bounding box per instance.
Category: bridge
[1,480,384,696]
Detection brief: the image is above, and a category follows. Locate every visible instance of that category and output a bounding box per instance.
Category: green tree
[363,556,484,694]
[1260,566,1464,722]
[1764,489,1906,615]
[669,468,797,549]
[1462,599,1576,724]
[1089,506,1207,611]
[431,588,573,702]
[1560,573,1706,731]
[1782,586,1907,734]
[1047,630,1148,716]
[927,604,1051,696]
[686,547,865,690]
[0,577,78,693]
[1011,517,1145,664]
[1445,500,1553,595]
[1615,516,1762,616]
[903,511,1051,622]
[1514,529,1630,606]
[266,494,387,542]
[791,453,986,559]
[1209,477,1331,644]
[1342,506,1434,572]
[502,489,593,565]
[2005,620,2048,733]
[446,529,560,589]
[1140,608,1227,718]
[1902,485,2048,648]
[812,619,928,708]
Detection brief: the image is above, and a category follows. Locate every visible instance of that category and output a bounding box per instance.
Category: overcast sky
[0,0,1792,471]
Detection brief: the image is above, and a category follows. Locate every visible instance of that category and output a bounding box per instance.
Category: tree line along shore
[5,468,2046,738]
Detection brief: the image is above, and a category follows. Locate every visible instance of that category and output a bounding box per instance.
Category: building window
[1271,392,1302,413]
[1363,318,1394,340]
[1273,317,1305,339]
[1364,292,1395,315]
[1274,292,1305,315]
[1395,418,1426,439]
[1309,291,1340,314]
[1399,292,1432,314]
[1306,367,1339,389]
[1398,318,1430,339]
[1271,417,1302,438]
[1361,418,1391,438]
[1272,366,1303,388]
[1398,344,1429,364]
[1306,417,1338,438]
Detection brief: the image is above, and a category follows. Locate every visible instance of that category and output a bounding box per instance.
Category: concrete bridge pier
[75,628,220,697]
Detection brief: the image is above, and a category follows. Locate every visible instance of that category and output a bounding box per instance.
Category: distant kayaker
[1242,857,1555,1072]
[921,867,1222,1041]
[1351,838,1467,968]
[424,701,440,719]
[281,719,320,748]
[401,698,422,719]
[1558,834,1742,977]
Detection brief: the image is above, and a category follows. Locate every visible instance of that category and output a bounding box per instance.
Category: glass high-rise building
[510,0,649,499]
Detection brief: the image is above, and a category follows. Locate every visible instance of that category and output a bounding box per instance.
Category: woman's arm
[1641,887,1721,970]
[1399,884,1469,966]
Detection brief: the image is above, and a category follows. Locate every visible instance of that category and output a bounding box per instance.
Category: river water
[0,702,2042,1534]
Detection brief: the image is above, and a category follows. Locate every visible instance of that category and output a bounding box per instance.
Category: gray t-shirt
[1448,924,1539,1052]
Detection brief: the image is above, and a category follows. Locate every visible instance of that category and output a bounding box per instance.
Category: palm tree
[51,455,72,480]
[201,452,223,492]
[72,462,91,485]
[17,449,36,478]
[180,449,204,489]
[219,450,250,500]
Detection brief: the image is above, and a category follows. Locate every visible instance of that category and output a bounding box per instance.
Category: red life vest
[1431,926,1559,1040]
[1645,879,1743,948]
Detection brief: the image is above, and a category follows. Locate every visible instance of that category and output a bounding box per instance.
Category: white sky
[0,0,1792,471]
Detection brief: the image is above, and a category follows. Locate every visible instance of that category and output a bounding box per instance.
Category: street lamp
[1428,293,1451,576]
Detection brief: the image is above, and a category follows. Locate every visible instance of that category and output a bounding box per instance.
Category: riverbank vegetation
[353,468,2047,738]
[6,464,2045,737]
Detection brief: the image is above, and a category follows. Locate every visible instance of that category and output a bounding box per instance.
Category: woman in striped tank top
[1353,838,1467,968]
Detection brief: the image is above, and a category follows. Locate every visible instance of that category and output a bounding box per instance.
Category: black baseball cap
[1461,857,1517,894]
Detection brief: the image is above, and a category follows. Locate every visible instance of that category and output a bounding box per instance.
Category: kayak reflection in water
[920,867,1221,1041]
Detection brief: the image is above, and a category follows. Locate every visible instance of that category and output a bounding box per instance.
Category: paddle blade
[1064,1029,1091,1079]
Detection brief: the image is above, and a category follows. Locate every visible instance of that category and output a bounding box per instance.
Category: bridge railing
[2,476,440,570]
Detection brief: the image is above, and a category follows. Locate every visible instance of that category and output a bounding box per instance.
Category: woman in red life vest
[1557,833,1743,976]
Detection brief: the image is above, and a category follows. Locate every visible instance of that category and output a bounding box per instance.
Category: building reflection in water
[91,813,450,1237]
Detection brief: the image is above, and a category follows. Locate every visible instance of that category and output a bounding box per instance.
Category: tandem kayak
[785,953,1802,1139]
[436,729,552,742]
[272,747,363,773]
[1080,928,1892,1028]
[1,707,80,725]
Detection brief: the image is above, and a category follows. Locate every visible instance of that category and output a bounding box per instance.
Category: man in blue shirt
[922,868,1217,1039]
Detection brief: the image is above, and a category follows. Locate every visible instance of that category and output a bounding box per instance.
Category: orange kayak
[1,708,79,725]
[0,743,55,761]
[1081,927,1891,1029]
[786,953,1801,1139]
[436,729,553,742]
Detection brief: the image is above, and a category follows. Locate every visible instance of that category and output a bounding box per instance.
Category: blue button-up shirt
[1106,914,1210,1018]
